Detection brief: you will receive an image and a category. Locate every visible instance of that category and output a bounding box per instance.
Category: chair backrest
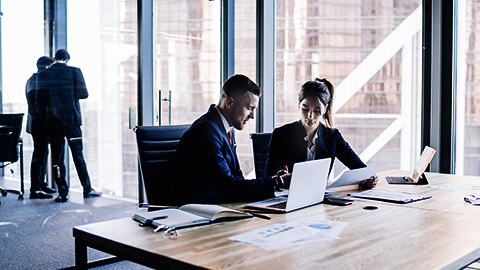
[0,114,24,163]
[250,132,272,178]
[134,125,189,206]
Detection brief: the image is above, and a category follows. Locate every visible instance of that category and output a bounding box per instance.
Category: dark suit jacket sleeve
[180,121,275,203]
[75,68,88,99]
[266,127,283,177]
[333,129,366,170]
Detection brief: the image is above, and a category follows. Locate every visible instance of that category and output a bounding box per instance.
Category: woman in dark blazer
[266,78,376,189]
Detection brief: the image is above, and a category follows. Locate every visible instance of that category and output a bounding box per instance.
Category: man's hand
[274,165,291,189]
[280,173,292,189]
[358,175,378,190]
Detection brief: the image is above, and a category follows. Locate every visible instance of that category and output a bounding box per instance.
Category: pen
[237,209,271,220]
[138,202,176,209]
[249,212,271,220]
[149,215,168,221]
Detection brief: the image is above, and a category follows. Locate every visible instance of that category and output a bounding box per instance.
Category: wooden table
[73,172,480,269]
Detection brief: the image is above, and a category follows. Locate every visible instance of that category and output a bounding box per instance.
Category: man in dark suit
[37,49,101,202]
[26,56,56,199]
[175,74,291,204]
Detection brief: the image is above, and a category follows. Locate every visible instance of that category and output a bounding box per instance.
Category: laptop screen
[411,146,436,182]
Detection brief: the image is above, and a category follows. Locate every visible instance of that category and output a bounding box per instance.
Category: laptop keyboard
[268,201,287,209]
[386,176,413,184]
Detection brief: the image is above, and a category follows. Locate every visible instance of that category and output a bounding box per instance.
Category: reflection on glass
[458,1,480,176]
[68,0,138,198]
[153,0,220,127]
[275,0,422,176]
[2,1,44,182]
[235,0,257,177]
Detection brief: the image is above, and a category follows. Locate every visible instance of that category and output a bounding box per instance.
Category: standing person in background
[26,56,56,199]
[266,78,377,189]
[37,49,102,202]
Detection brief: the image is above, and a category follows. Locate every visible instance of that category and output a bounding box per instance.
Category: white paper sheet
[430,183,480,191]
[327,165,379,189]
[228,218,348,250]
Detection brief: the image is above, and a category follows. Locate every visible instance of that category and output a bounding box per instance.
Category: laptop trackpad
[251,197,287,207]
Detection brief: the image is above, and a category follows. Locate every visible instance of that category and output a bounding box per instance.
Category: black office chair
[134,125,189,208]
[250,132,272,178]
[0,113,25,200]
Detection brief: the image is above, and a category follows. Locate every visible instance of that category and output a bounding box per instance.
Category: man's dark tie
[227,129,233,145]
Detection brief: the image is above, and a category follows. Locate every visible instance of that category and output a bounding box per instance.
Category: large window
[235,0,257,177]
[68,0,138,199]
[153,0,220,127]
[1,1,44,182]
[456,0,480,176]
[275,1,423,176]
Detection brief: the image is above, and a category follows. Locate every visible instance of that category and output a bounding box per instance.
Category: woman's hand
[358,175,378,190]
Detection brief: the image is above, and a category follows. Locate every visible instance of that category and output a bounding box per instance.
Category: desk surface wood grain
[74,172,480,270]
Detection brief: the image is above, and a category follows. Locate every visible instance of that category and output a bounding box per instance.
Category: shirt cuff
[273,176,284,189]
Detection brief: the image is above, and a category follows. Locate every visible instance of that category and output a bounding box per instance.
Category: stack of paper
[228,218,347,250]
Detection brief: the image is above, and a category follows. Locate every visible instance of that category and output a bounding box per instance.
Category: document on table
[327,165,379,189]
[228,218,348,250]
[430,183,480,191]
[348,189,431,204]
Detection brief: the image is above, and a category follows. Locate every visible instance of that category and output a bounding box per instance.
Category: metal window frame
[221,0,235,84]
[137,0,154,203]
[256,0,275,133]
[137,0,154,127]
[422,0,456,174]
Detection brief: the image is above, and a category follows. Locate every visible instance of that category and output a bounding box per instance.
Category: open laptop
[246,158,331,213]
[386,146,436,185]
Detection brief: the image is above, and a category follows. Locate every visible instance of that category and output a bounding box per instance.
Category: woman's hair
[298,78,335,128]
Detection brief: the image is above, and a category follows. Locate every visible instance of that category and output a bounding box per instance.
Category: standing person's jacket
[25,73,48,135]
[266,120,366,177]
[36,62,88,126]
[175,104,277,204]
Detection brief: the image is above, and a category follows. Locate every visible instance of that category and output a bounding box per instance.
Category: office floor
[0,176,153,270]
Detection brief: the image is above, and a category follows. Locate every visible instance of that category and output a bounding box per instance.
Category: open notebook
[132,204,251,230]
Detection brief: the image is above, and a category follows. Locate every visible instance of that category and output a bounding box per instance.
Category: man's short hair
[221,74,261,98]
[54,49,71,61]
[36,56,53,71]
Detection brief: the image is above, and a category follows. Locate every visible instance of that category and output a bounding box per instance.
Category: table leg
[75,237,88,269]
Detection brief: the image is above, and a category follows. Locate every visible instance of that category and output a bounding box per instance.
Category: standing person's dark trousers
[47,118,69,200]
[66,125,91,194]
[29,133,49,192]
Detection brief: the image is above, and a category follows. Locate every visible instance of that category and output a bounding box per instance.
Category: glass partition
[275,1,423,176]
[153,0,220,127]
[1,1,44,182]
[68,0,138,198]
[456,0,480,176]
[234,0,257,178]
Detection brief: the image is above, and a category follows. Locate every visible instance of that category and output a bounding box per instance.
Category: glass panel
[457,0,480,176]
[235,0,257,178]
[153,0,220,126]
[275,1,423,176]
[1,1,44,182]
[68,0,138,198]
